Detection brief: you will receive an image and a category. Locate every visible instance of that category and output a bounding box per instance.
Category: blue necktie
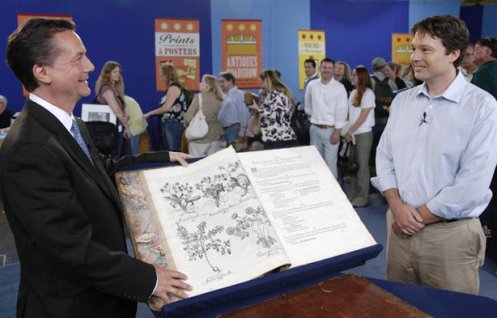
[71,120,92,162]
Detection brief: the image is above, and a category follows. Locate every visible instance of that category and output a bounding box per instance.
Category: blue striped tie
[71,120,92,162]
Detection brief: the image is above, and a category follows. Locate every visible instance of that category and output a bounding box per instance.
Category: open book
[116,146,377,299]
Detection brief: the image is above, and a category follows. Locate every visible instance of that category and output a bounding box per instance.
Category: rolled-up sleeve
[427,96,497,219]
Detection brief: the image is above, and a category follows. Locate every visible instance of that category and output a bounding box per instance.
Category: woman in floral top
[249,70,296,149]
[144,64,190,151]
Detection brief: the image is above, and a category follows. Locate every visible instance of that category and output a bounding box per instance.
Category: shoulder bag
[185,93,209,141]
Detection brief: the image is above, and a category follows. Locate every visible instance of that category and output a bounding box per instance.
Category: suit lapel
[76,118,124,210]
[27,101,121,208]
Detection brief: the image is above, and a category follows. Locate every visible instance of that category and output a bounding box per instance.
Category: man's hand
[330,130,341,145]
[391,201,424,236]
[384,188,424,236]
[152,265,192,305]
[169,152,190,167]
[392,222,410,239]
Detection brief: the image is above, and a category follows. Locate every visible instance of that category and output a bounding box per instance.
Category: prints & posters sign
[155,19,200,91]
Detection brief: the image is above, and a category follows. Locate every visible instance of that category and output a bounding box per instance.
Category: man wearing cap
[472,37,497,99]
[304,57,348,178]
[370,57,392,169]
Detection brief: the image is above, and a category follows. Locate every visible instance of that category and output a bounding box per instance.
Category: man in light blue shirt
[372,15,497,294]
[217,72,250,146]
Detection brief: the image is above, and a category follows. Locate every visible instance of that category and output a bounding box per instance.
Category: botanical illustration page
[141,147,289,297]
[238,146,377,267]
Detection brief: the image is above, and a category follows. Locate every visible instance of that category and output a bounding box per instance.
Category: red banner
[221,20,262,89]
[155,19,200,91]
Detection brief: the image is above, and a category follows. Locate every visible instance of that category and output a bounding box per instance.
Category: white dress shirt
[372,72,497,219]
[304,78,348,129]
[29,93,75,135]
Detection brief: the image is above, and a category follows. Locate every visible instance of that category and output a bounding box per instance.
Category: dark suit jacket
[0,100,157,318]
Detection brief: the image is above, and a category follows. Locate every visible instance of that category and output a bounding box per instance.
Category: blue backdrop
[0,0,494,113]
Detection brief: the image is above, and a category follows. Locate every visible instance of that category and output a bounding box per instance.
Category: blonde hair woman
[95,61,129,157]
[144,64,191,151]
[184,75,224,157]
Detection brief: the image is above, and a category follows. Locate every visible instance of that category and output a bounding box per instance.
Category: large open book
[116,146,377,299]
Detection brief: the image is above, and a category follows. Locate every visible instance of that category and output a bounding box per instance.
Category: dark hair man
[299,58,319,111]
[1,18,192,317]
[372,15,497,294]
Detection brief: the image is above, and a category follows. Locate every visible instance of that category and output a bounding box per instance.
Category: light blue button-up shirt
[372,72,497,219]
[217,86,249,137]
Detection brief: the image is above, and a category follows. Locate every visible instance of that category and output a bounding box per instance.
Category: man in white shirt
[305,58,348,178]
[372,15,497,295]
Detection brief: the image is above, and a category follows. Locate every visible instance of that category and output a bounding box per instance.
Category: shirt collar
[29,93,74,133]
[416,71,466,103]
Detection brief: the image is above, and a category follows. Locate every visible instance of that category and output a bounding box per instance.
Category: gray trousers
[350,131,373,205]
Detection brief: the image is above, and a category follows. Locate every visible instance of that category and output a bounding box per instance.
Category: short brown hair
[411,15,469,68]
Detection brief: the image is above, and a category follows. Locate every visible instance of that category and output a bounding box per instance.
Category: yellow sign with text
[298,30,326,90]
[392,33,413,66]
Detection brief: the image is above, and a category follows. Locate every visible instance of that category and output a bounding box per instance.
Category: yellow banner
[298,30,326,90]
[221,20,262,89]
[391,33,413,66]
[155,19,200,91]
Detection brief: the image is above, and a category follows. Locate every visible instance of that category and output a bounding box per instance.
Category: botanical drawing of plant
[195,174,227,207]
[177,221,231,272]
[226,206,277,248]
[160,182,200,213]
[220,161,251,196]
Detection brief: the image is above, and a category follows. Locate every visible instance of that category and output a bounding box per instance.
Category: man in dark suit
[0,18,192,318]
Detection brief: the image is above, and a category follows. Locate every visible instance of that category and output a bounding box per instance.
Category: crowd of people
[1,14,497,318]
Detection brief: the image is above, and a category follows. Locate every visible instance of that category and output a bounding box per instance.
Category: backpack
[372,75,393,119]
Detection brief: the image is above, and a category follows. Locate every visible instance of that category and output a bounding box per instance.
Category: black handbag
[290,108,310,145]
[338,142,359,174]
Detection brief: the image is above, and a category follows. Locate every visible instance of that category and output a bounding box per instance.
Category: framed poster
[81,104,117,125]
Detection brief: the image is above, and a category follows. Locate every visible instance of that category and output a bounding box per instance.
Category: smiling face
[320,61,334,81]
[110,66,121,84]
[37,30,94,110]
[411,31,458,85]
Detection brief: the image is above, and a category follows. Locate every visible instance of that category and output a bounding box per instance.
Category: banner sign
[391,33,413,66]
[221,19,262,89]
[298,30,326,90]
[155,19,200,91]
